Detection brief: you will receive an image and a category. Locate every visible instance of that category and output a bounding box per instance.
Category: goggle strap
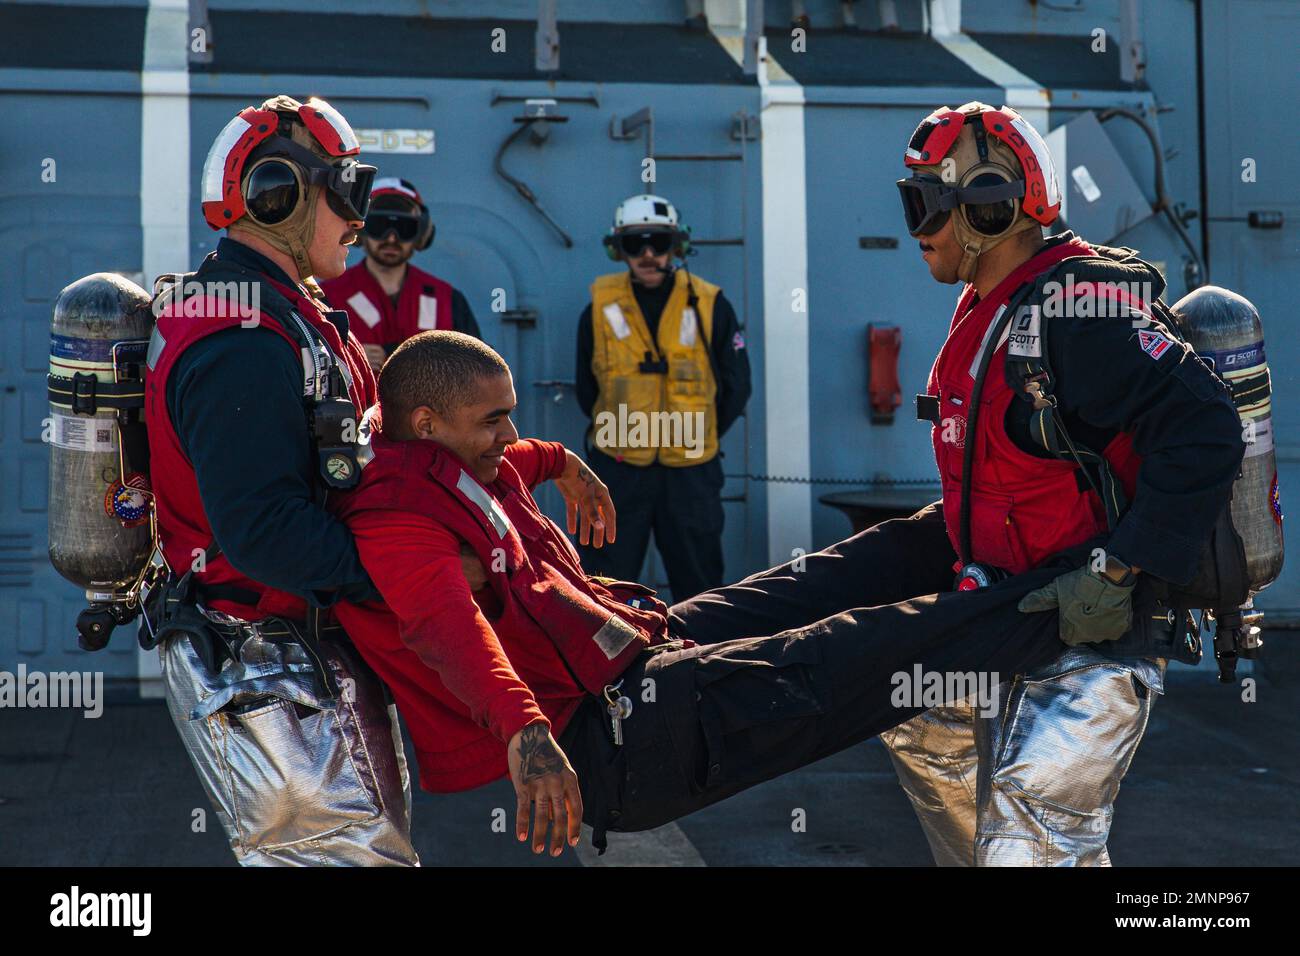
[255,136,332,175]
[900,177,1025,214]
[953,179,1025,205]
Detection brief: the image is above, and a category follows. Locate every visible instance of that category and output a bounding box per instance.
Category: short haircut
[378,331,510,433]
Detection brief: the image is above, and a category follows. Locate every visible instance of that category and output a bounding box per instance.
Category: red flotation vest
[144,258,375,621]
[320,260,453,349]
[928,238,1142,574]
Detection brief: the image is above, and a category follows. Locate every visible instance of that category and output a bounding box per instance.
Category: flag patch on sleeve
[1138,329,1172,360]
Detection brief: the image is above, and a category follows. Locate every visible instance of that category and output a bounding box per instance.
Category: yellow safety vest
[589,269,719,467]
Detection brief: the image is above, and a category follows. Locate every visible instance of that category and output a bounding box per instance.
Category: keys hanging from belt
[603,679,633,746]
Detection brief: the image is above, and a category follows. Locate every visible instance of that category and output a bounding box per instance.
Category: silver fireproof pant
[880,645,1164,866]
[158,615,419,867]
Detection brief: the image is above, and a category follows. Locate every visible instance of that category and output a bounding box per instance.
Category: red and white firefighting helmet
[897,103,1060,282]
[900,102,1060,229]
[200,96,373,231]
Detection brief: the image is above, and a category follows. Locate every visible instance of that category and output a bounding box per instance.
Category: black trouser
[577,451,724,601]
[560,505,1078,851]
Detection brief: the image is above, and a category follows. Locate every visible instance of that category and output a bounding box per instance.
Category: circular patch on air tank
[104,472,151,527]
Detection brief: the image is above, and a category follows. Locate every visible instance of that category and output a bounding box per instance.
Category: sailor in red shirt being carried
[332,331,1082,857]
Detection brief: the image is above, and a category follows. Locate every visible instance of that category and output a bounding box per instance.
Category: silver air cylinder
[47,273,155,648]
[1169,285,1284,594]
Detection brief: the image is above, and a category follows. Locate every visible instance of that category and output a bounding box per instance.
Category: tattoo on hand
[579,465,596,487]
[518,724,564,782]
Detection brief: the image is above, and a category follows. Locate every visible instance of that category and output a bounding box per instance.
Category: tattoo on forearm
[518,724,565,782]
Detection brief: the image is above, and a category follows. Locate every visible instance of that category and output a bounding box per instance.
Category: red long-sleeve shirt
[333,438,583,792]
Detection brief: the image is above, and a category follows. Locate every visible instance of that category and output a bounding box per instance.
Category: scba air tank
[1169,285,1284,594]
[47,273,155,649]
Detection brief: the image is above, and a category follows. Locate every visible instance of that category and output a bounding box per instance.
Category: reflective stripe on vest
[456,468,512,539]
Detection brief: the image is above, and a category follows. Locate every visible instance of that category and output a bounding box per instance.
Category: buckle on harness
[638,350,668,374]
[71,372,98,415]
[1023,378,1057,411]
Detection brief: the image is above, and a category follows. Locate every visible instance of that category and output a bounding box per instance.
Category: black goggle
[619,231,675,257]
[363,212,421,242]
[316,160,377,222]
[897,175,953,236]
[896,174,1025,237]
[256,136,377,222]
[244,156,377,227]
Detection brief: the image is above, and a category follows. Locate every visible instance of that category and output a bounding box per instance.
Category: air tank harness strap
[964,261,1134,564]
[139,539,232,672]
[1004,352,1129,533]
[140,536,256,666]
[47,374,144,414]
[201,612,343,702]
[48,337,152,477]
[179,539,341,700]
[1227,370,1270,407]
[960,277,1042,566]
[1016,375,1129,532]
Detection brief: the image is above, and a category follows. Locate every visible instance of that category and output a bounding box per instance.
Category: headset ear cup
[676,225,692,258]
[960,169,1019,237]
[962,202,1017,237]
[602,234,621,261]
[416,206,434,251]
[244,157,303,226]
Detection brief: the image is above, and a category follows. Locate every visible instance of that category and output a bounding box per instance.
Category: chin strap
[953,210,1041,283]
[956,242,982,283]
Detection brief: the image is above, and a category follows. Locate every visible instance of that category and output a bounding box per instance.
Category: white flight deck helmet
[603,193,691,259]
